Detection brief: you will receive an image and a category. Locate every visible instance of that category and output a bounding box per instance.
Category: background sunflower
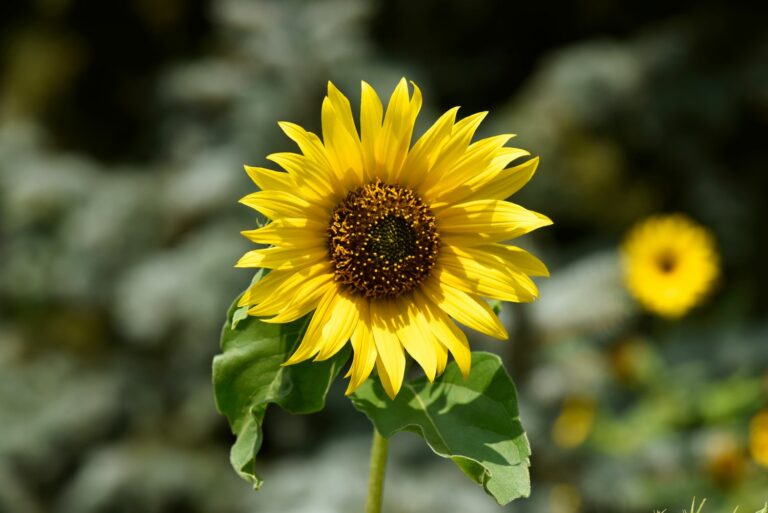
[1,1,766,513]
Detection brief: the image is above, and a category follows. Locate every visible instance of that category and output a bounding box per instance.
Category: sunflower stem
[365,427,389,513]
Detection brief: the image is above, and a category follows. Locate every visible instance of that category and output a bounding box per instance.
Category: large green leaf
[350,351,530,505]
[213,295,350,488]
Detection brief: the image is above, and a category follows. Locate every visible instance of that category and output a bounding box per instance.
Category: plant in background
[621,214,719,318]
[212,78,551,510]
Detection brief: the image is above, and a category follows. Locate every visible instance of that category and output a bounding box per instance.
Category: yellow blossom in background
[552,396,596,449]
[621,214,719,318]
[749,410,768,467]
[236,79,551,398]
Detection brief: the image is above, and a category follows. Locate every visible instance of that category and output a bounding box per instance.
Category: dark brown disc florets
[328,180,440,299]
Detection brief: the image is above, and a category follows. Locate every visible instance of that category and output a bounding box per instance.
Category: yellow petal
[235,245,326,269]
[283,285,355,365]
[375,355,398,400]
[479,243,550,277]
[239,190,326,220]
[240,218,327,247]
[395,296,437,381]
[327,82,359,139]
[437,248,539,302]
[416,291,471,377]
[249,269,333,318]
[259,281,330,323]
[370,300,405,398]
[438,199,552,245]
[314,292,362,360]
[238,269,292,307]
[243,165,295,193]
[238,261,329,307]
[418,111,487,194]
[406,298,448,378]
[278,121,343,193]
[424,134,514,199]
[399,106,460,189]
[379,78,422,182]
[278,122,333,170]
[433,335,448,377]
[429,148,531,207]
[321,89,364,184]
[421,276,508,340]
[360,81,383,182]
[266,152,336,206]
[282,286,335,364]
[461,156,539,202]
[345,301,378,395]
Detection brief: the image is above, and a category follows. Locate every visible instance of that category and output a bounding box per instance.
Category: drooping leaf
[213,295,350,488]
[350,351,530,505]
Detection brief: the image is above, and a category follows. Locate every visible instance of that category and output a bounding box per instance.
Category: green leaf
[231,270,264,329]
[213,295,350,488]
[350,351,530,505]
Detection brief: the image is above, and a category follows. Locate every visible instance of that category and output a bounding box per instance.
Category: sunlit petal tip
[534,211,554,226]
[360,80,378,96]
[280,355,305,367]
[234,256,255,268]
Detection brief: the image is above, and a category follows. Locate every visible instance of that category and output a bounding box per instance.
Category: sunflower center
[328,180,440,299]
[657,251,677,274]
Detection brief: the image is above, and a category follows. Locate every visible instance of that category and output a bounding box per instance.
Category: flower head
[750,410,768,467]
[621,214,719,318]
[236,79,551,397]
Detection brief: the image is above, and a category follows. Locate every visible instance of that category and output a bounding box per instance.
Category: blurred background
[1,1,767,512]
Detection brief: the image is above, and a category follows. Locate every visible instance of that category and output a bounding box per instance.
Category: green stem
[365,428,389,513]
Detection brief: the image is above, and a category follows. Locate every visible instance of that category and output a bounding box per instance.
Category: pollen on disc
[328,180,440,299]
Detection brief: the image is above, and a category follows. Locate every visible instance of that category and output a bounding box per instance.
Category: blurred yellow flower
[236,79,551,398]
[552,396,595,449]
[621,214,719,318]
[749,410,768,467]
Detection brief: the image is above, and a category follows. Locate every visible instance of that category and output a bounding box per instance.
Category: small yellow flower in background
[749,410,768,467]
[552,396,595,449]
[621,214,719,318]
[236,79,551,398]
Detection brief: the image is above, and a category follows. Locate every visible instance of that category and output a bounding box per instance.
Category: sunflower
[621,214,719,319]
[750,410,768,467]
[236,78,551,398]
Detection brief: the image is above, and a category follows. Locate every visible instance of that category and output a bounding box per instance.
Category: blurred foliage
[1,1,766,512]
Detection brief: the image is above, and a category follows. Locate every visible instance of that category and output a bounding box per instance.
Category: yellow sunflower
[621,214,719,318]
[750,410,768,467]
[236,78,551,398]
